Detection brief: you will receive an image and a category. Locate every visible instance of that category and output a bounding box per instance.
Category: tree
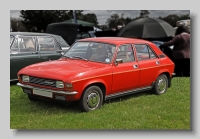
[81,13,99,26]
[106,13,126,29]
[20,10,74,32]
[10,17,28,32]
[139,10,150,18]
[158,14,190,27]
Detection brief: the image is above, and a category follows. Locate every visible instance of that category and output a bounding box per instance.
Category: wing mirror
[115,59,123,66]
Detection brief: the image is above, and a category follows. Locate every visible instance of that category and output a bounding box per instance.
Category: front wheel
[79,86,103,112]
[153,74,168,95]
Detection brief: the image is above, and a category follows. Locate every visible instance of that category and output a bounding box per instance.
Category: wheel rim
[157,77,167,94]
[87,90,100,110]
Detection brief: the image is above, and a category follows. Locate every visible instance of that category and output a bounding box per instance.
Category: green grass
[10,77,190,130]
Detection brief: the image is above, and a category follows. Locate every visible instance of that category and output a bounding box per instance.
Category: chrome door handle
[133,65,138,68]
[156,61,160,65]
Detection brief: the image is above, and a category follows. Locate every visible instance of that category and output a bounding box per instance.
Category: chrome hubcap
[157,77,166,94]
[87,91,100,109]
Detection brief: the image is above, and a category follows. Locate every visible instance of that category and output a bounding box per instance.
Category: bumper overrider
[17,82,78,101]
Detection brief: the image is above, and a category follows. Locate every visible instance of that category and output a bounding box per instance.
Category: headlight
[22,75,29,82]
[56,81,64,88]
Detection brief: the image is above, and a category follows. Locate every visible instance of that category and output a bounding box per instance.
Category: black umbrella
[117,18,175,39]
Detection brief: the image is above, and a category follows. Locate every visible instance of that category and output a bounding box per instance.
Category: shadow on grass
[25,90,154,113]
[104,90,153,104]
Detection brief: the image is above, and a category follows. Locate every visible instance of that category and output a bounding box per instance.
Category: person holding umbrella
[159,24,190,77]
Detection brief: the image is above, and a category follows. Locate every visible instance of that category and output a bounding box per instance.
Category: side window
[135,44,157,61]
[148,47,157,59]
[17,37,36,52]
[10,38,19,52]
[116,44,134,63]
[38,36,60,51]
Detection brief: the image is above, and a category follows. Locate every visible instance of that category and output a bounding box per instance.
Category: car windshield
[63,42,116,63]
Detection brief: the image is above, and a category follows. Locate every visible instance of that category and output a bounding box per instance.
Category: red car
[17,37,175,112]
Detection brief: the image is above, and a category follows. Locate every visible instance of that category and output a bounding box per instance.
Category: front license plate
[33,89,52,98]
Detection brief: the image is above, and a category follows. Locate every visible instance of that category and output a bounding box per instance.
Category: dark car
[10,32,70,81]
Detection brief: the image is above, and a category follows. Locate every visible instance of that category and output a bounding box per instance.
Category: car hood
[18,58,109,82]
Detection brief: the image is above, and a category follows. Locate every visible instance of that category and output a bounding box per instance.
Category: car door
[111,44,140,94]
[10,36,41,80]
[37,36,63,62]
[134,44,162,88]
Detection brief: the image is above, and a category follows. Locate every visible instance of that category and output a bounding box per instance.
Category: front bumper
[17,82,78,95]
[172,73,176,78]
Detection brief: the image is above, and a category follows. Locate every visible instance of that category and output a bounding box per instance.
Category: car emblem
[44,81,53,85]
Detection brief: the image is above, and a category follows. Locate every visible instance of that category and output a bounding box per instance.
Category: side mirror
[115,59,123,66]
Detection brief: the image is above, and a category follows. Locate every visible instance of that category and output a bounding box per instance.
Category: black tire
[28,95,38,101]
[79,86,103,112]
[153,74,168,95]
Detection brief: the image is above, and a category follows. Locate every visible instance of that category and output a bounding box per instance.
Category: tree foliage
[10,17,28,32]
[106,14,127,29]
[139,10,150,18]
[20,10,71,32]
[158,14,190,27]
[19,10,99,32]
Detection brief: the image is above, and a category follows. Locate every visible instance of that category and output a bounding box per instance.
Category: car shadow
[104,90,153,104]
[10,80,18,86]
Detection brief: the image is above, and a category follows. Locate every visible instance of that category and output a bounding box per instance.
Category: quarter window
[10,36,36,52]
[135,44,157,61]
[38,37,60,51]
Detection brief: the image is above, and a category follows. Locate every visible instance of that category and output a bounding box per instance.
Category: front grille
[29,76,56,87]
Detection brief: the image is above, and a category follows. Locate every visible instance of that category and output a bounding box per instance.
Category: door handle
[156,61,160,65]
[133,65,138,68]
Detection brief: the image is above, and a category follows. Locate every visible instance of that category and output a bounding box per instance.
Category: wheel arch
[155,71,171,88]
[81,82,107,101]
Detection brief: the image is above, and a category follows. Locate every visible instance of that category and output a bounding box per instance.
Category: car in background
[17,37,175,112]
[10,32,70,81]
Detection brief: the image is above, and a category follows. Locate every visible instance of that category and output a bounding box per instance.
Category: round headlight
[22,75,29,82]
[56,81,64,88]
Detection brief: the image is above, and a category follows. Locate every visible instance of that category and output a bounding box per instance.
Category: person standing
[160,24,190,77]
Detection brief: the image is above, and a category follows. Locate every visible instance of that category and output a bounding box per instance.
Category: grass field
[10,77,190,130]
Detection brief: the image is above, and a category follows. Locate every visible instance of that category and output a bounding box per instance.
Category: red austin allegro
[17,37,175,112]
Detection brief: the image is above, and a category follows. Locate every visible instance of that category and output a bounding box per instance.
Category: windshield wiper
[72,56,88,61]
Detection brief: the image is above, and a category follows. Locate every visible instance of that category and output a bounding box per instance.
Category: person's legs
[182,58,190,77]
[173,59,182,77]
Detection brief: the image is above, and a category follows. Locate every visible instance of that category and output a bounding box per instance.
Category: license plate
[33,89,52,98]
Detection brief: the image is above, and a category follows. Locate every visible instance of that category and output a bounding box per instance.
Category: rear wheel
[79,86,103,112]
[153,74,168,95]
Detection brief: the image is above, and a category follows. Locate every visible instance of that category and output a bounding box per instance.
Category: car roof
[10,32,60,37]
[78,37,152,46]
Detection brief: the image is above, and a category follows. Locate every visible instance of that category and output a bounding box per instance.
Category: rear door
[10,36,40,80]
[37,36,63,62]
[134,44,162,88]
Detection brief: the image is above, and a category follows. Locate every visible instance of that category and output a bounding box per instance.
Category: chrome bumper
[172,73,176,78]
[17,82,78,95]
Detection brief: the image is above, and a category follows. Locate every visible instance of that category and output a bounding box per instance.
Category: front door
[37,36,63,62]
[111,44,140,94]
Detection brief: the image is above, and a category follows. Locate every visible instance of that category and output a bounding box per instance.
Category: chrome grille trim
[17,82,78,95]
[29,76,56,87]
